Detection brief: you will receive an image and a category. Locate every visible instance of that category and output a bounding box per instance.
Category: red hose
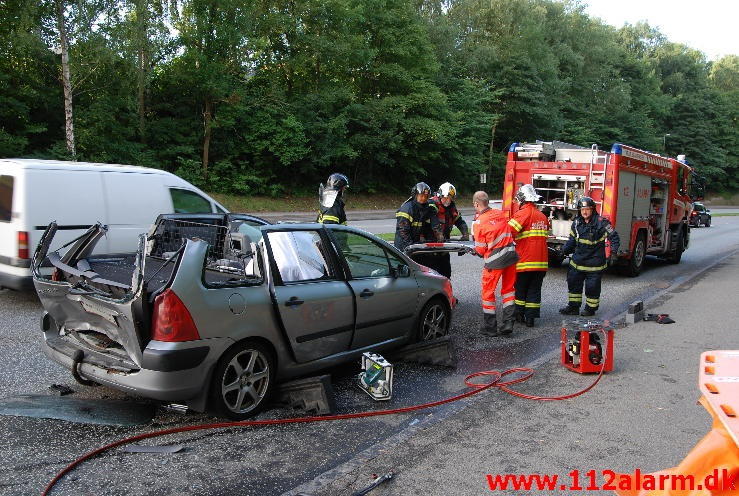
[42,362,605,495]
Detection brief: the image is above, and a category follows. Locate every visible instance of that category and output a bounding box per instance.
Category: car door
[331,230,419,349]
[264,227,354,363]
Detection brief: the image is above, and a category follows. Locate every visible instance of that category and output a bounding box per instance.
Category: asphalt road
[1,217,739,495]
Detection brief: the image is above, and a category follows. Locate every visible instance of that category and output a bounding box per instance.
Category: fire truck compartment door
[616,171,636,251]
[615,172,651,252]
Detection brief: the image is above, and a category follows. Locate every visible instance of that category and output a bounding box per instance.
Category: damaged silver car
[32,214,456,419]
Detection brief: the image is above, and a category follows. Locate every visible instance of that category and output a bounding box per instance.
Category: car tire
[623,231,646,277]
[705,217,711,227]
[417,298,450,341]
[210,340,275,420]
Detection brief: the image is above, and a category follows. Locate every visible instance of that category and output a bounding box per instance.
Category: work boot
[525,317,535,327]
[559,305,580,315]
[514,310,524,323]
[500,319,514,336]
[480,314,498,336]
[580,306,597,317]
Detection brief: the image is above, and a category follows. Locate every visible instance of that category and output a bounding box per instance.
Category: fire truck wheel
[667,228,684,264]
[623,231,646,277]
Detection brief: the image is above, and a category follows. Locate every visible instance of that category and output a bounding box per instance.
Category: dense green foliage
[1,0,737,195]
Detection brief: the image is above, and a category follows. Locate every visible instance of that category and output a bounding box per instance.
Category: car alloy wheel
[212,340,273,419]
[419,299,449,341]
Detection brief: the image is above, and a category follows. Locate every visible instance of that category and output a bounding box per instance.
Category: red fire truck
[501,141,695,276]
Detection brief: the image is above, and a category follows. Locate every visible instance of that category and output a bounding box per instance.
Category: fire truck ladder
[587,144,610,207]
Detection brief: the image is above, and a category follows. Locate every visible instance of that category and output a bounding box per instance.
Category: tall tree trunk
[136,0,149,143]
[55,0,75,159]
[486,121,497,183]
[202,98,213,178]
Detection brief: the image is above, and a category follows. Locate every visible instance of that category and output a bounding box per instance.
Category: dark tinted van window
[0,175,13,222]
[170,188,212,213]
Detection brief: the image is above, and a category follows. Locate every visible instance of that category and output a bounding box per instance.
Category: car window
[695,204,705,212]
[0,175,13,222]
[170,188,213,213]
[215,204,227,214]
[266,230,333,283]
[333,232,391,278]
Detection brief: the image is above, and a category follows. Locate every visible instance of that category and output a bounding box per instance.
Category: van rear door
[0,172,18,265]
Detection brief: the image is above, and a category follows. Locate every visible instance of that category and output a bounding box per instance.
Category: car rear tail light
[691,211,697,216]
[151,289,200,342]
[18,231,29,259]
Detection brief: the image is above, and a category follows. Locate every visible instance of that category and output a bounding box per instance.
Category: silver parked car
[32,214,456,419]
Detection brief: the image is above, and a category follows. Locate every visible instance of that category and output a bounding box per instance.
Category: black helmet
[411,182,431,196]
[326,173,349,191]
[578,196,596,209]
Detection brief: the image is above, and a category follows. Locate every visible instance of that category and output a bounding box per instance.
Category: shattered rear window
[0,175,13,222]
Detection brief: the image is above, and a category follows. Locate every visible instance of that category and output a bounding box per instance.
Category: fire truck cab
[502,141,694,276]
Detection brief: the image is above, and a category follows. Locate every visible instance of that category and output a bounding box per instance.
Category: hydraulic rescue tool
[561,319,614,374]
[358,352,394,401]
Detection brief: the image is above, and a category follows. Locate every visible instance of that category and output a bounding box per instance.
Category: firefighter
[317,173,349,225]
[395,182,444,271]
[508,184,548,327]
[428,182,470,278]
[472,190,519,336]
[559,196,620,317]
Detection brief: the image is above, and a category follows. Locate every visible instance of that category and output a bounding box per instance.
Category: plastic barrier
[615,350,739,496]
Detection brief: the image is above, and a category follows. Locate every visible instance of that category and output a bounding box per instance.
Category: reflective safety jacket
[508,203,549,272]
[394,199,443,251]
[562,214,620,271]
[472,208,519,270]
[317,198,347,225]
[429,196,469,239]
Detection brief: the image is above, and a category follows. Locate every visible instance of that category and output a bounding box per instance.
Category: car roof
[0,158,168,175]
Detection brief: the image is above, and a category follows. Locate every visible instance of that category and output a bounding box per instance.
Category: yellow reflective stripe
[570,229,576,236]
[412,222,423,227]
[514,299,525,306]
[569,260,607,271]
[396,212,413,222]
[508,219,523,232]
[576,234,607,245]
[319,215,340,223]
[524,302,541,308]
[515,230,549,240]
[586,298,600,304]
[516,261,548,270]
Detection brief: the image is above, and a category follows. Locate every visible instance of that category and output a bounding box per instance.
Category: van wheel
[417,298,450,341]
[623,232,646,277]
[210,340,274,420]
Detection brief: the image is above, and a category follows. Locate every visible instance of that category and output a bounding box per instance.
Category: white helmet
[515,184,542,203]
[437,182,457,198]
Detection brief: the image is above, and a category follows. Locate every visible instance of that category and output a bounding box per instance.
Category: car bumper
[42,330,234,402]
[0,270,34,291]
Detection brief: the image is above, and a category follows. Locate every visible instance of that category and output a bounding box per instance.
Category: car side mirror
[392,264,410,278]
[706,209,711,213]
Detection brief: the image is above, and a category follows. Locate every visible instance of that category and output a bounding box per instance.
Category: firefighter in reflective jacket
[508,184,548,328]
[317,173,349,225]
[472,190,519,336]
[395,182,444,270]
[428,182,470,278]
[559,196,620,317]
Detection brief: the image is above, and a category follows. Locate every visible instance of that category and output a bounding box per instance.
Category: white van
[0,159,228,290]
